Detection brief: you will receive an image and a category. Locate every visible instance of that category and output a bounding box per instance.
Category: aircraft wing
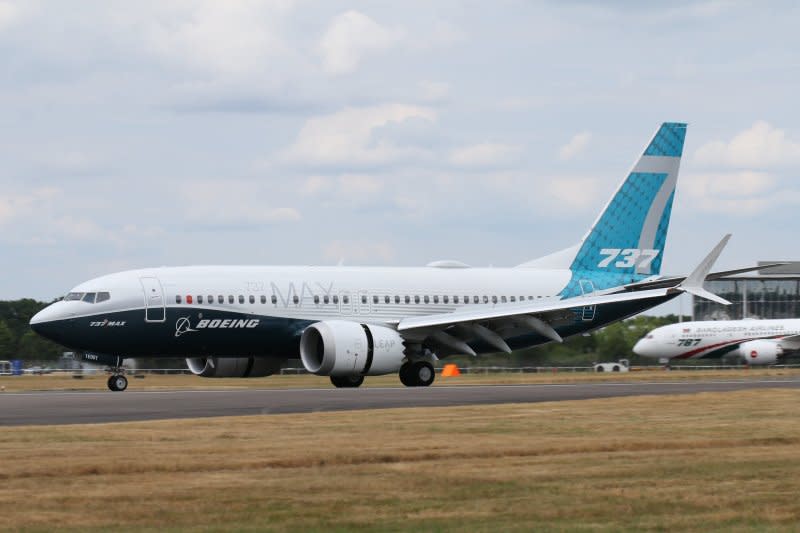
[621,263,788,292]
[779,334,800,350]
[397,288,674,355]
[397,235,732,356]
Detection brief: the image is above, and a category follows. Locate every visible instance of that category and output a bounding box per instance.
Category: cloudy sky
[1,1,799,309]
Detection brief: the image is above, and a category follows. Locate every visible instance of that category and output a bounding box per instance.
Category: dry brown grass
[1,367,798,393]
[1,389,800,531]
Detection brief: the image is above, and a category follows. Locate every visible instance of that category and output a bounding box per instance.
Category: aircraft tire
[109,375,128,392]
[399,364,414,387]
[411,361,435,387]
[330,375,364,388]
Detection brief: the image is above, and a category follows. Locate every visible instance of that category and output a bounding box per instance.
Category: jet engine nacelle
[737,340,782,365]
[299,320,405,376]
[185,356,284,378]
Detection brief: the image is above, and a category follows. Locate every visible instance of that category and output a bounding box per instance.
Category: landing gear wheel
[399,364,413,386]
[330,375,364,388]
[108,375,128,392]
[412,361,435,387]
[399,361,435,387]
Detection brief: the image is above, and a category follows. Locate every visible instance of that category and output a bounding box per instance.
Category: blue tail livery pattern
[560,122,686,298]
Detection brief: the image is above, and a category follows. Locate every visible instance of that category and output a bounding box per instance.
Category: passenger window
[271,295,277,305]
[414,296,420,304]
[423,295,429,304]
[218,295,224,304]
[362,295,367,304]
[385,296,391,304]
[473,296,479,304]
[443,295,448,304]
[260,295,266,304]
[96,292,111,303]
[395,295,400,304]
[520,295,525,301]
[228,295,234,304]
[492,295,497,304]
[239,295,245,304]
[510,296,516,302]
[343,295,348,304]
[454,296,459,304]
[197,295,203,304]
[249,295,255,304]
[324,295,330,304]
[175,295,182,304]
[433,295,439,304]
[293,295,299,304]
[314,295,320,304]
[208,295,213,304]
[333,295,339,304]
[405,296,410,304]
[186,295,193,304]
[373,295,379,304]
[501,296,507,303]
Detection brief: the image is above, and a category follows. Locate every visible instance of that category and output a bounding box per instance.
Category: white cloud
[338,174,382,196]
[284,104,436,166]
[682,171,775,199]
[145,1,296,76]
[0,188,59,225]
[676,171,800,215]
[0,1,21,31]
[694,121,800,168]
[322,240,395,263]
[180,182,301,224]
[546,177,601,210]
[318,10,403,75]
[418,80,449,102]
[448,143,520,168]
[558,131,592,161]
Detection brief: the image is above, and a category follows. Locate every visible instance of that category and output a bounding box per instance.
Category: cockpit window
[65,291,110,303]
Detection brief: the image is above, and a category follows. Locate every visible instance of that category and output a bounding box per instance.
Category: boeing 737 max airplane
[634,319,800,365]
[30,123,748,391]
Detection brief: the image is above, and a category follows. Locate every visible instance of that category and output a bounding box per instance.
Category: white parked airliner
[633,319,800,365]
[31,122,752,391]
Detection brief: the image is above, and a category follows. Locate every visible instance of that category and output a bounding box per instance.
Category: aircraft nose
[632,338,651,357]
[30,304,69,341]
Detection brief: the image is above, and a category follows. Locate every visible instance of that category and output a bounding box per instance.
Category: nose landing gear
[107,356,128,392]
[107,374,128,392]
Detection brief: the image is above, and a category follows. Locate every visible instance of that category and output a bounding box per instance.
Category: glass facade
[694,278,800,320]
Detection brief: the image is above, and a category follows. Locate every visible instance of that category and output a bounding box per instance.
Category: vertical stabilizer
[520,122,686,295]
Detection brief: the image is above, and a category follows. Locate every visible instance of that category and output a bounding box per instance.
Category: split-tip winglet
[673,234,733,305]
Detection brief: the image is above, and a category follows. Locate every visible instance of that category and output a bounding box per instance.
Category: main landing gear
[330,375,365,388]
[107,356,127,392]
[399,361,435,387]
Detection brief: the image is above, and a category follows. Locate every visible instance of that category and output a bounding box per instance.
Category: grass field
[1,367,799,392]
[1,389,800,531]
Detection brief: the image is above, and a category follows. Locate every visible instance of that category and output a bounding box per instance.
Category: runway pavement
[2,378,800,426]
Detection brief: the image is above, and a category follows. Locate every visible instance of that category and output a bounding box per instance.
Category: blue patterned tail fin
[521,123,687,296]
[569,122,686,286]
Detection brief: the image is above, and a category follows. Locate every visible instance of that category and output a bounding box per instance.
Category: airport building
[694,262,800,320]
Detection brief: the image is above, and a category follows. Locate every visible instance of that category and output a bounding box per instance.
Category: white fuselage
[633,319,800,361]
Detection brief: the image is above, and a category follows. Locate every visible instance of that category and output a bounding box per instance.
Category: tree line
[0,300,65,360]
[0,299,686,364]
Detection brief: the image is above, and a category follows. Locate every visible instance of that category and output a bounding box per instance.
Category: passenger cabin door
[140,276,166,322]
